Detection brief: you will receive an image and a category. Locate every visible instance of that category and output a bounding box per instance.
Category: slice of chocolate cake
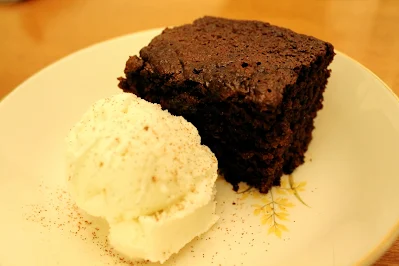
[118,16,335,193]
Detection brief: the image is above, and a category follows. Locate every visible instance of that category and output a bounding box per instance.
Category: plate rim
[1,28,398,266]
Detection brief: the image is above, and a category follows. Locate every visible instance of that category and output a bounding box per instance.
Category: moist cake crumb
[118,16,335,193]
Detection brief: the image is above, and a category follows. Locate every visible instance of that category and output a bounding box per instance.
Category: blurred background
[0,0,398,264]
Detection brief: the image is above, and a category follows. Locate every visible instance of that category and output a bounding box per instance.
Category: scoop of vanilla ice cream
[108,174,218,263]
[66,93,218,263]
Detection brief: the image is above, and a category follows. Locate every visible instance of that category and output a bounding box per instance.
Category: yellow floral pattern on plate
[239,175,307,238]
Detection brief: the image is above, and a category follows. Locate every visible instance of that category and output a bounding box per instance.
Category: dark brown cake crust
[119,16,335,193]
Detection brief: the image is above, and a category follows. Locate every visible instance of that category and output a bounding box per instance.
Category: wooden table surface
[0,0,398,265]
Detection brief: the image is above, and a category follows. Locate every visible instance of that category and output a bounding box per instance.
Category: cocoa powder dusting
[23,184,148,266]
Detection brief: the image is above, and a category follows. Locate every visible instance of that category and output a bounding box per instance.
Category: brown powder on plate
[23,184,147,266]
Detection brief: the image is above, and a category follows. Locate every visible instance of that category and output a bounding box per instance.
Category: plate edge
[1,28,399,266]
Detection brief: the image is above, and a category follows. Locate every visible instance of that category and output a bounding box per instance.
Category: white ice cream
[66,93,218,263]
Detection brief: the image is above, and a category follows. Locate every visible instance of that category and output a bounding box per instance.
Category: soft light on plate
[0,29,398,266]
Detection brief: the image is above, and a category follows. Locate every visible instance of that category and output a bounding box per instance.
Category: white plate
[1,29,399,266]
